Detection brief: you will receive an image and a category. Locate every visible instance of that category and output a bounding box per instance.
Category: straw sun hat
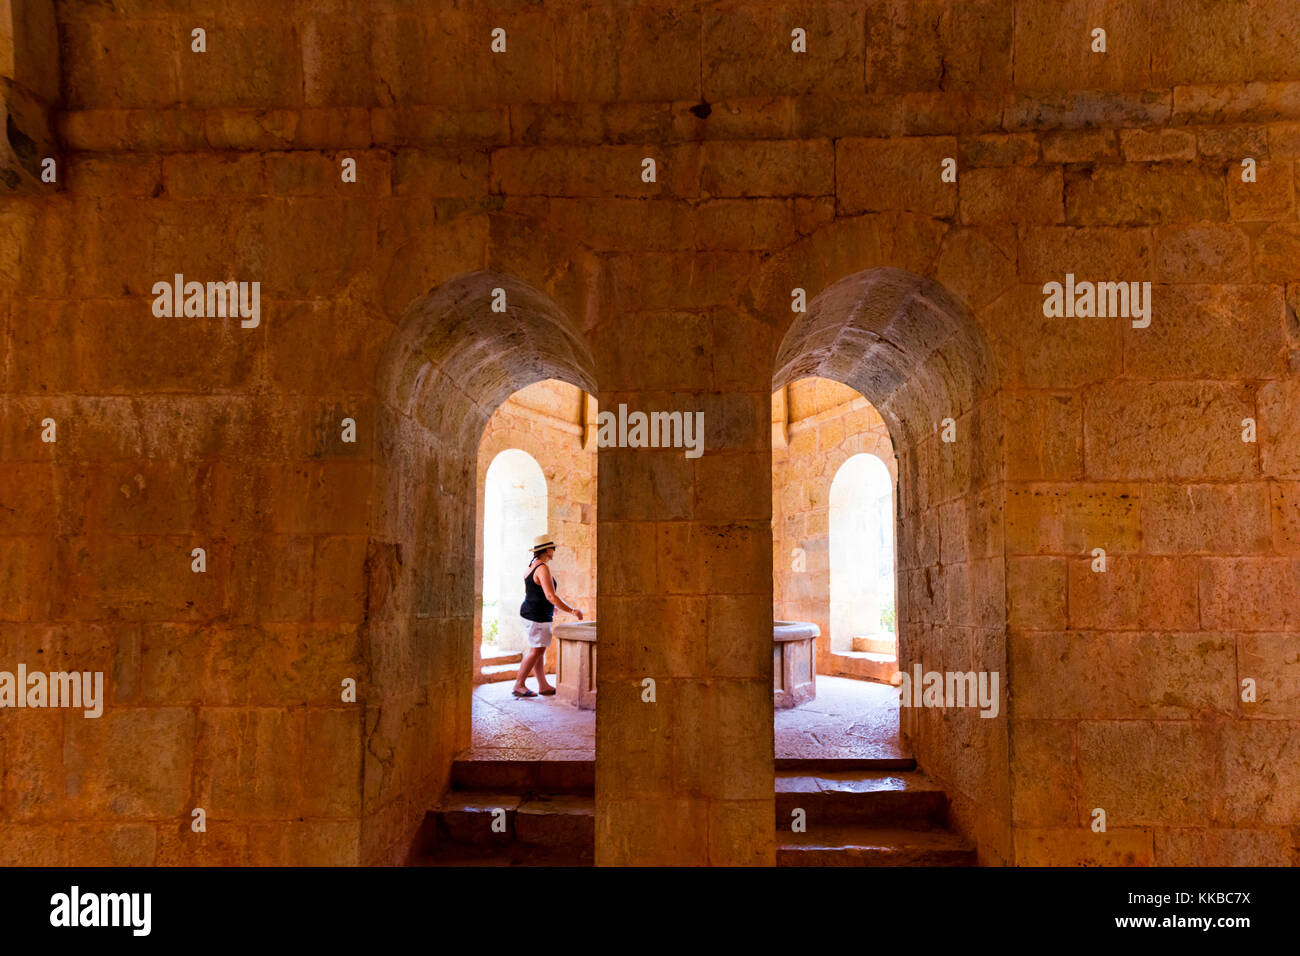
[530,533,556,554]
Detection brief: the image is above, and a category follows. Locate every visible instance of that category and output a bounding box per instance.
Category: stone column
[595,308,775,865]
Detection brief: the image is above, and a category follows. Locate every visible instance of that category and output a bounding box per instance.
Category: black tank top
[520,563,555,623]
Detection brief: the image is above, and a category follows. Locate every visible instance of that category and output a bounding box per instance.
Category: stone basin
[552,619,820,710]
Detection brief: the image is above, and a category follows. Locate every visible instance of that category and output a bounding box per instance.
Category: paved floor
[462,674,904,761]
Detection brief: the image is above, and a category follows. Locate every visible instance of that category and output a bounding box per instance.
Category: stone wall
[1,0,1298,866]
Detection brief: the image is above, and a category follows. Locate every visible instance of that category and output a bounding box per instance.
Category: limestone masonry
[1,1,1298,868]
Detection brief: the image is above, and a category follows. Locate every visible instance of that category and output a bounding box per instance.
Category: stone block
[1119,127,1197,162]
[1012,631,1236,719]
[1040,128,1119,164]
[1142,482,1271,554]
[562,4,700,102]
[983,285,1122,389]
[64,708,196,817]
[1271,482,1300,553]
[301,708,363,817]
[1006,556,1066,629]
[1014,828,1154,866]
[64,824,158,866]
[1228,160,1294,220]
[1153,224,1251,282]
[1019,225,1154,282]
[1259,380,1300,478]
[703,4,864,99]
[657,521,770,596]
[1155,827,1293,866]
[1005,483,1140,554]
[1010,720,1076,826]
[701,139,834,198]
[1135,557,1201,630]
[836,137,958,217]
[1013,0,1152,91]
[1237,633,1300,718]
[1064,163,1227,225]
[491,144,700,199]
[194,708,305,817]
[301,18,376,108]
[1078,720,1216,825]
[933,225,1019,310]
[0,463,58,534]
[179,22,304,109]
[246,821,360,865]
[1083,382,1256,480]
[1200,558,1300,629]
[960,167,1063,224]
[1004,392,1082,480]
[60,20,181,109]
[1217,721,1300,824]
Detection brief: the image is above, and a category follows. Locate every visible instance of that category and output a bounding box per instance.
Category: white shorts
[524,620,553,649]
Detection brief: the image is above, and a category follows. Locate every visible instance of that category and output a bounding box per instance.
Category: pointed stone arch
[1,0,59,191]
[773,265,1010,864]
[365,270,597,864]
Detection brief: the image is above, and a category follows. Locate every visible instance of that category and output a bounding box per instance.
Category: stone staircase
[415,754,974,866]
[477,650,524,684]
[412,758,595,865]
[774,757,976,866]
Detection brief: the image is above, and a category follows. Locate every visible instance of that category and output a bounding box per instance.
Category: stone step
[432,792,595,844]
[413,844,594,866]
[481,651,523,667]
[775,756,915,771]
[479,662,521,682]
[827,650,900,684]
[515,794,595,847]
[777,826,977,866]
[419,791,595,866]
[450,757,594,793]
[775,770,947,826]
[851,635,897,655]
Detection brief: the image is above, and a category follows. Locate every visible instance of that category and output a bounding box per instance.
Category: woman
[513,532,584,698]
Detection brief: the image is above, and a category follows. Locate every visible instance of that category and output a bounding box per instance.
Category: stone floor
[462,674,904,761]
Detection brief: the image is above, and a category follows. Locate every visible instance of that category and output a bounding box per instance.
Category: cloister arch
[773,266,1009,862]
[366,270,597,864]
[829,452,896,656]
[481,449,549,657]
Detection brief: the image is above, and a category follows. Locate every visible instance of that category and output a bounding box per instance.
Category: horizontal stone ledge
[55,86,1300,154]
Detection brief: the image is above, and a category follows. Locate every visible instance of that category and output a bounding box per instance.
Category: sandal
[539,688,556,696]
[512,689,538,698]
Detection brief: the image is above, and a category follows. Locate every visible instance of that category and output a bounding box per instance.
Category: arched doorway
[370,270,598,865]
[829,453,895,658]
[772,266,1006,863]
[481,449,548,661]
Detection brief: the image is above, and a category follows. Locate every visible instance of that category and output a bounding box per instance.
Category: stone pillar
[595,312,776,865]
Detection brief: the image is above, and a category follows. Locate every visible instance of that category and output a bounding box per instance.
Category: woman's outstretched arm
[536,565,583,619]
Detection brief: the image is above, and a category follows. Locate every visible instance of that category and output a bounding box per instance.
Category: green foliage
[482,600,500,645]
[880,603,896,633]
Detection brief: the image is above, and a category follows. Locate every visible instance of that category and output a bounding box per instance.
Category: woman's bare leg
[513,648,542,692]
[533,648,553,692]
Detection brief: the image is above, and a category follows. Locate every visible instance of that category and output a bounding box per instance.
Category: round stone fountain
[552,619,820,710]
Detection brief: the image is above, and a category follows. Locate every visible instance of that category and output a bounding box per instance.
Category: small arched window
[828,453,895,653]
[482,449,548,654]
